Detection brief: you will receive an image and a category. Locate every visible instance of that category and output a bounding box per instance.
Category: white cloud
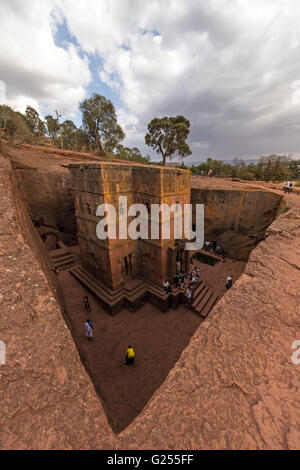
[0,80,40,113]
[56,0,300,159]
[291,80,300,105]
[0,0,91,118]
[2,0,300,160]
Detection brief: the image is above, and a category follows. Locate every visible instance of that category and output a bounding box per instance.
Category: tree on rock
[145,115,191,165]
[114,144,150,164]
[79,93,125,155]
[24,106,46,136]
[61,119,77,150]
[0,105,33,141]
[45,115,59,139]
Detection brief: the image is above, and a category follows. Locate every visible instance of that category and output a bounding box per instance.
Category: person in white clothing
[85,319,94,341]
[163,280,171,293]
[186,288,192,300]
[285,181,291,194]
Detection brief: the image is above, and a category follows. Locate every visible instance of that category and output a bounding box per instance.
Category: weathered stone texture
[0,156,114,449]
[69,163,191,290]
[115,188,300,449]
[13,167,77,246]
[0,145,299,449]
[191,187,283,260]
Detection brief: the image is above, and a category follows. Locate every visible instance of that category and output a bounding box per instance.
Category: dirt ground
[191,256,246,298]
[58,253,245,434]
[58,269,203,434]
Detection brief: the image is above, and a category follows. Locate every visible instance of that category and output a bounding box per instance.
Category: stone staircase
[69,265,147,314]
[50,241,75,271]
[69,265,219,317]
[190,281,219,318]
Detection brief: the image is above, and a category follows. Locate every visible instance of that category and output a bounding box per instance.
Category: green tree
[24,106,46,135]
[61,119,77,150]
[0,105,16,135]
[260,155,290,182]
[79,93,125,155]
[0,105,33,141]
[288,159,300,180]
[145,115,192,166]
[74,127,90,152]
[45,115,59,139]
[114,144,150,164]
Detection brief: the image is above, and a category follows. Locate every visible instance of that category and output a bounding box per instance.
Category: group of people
[83,296,135,365]
[172,266,201,302]
[204,240,225,258]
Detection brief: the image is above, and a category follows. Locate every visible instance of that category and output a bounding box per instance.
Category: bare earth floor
[191,256,246,299]
[58,254,246,434]
[59,269,203,433]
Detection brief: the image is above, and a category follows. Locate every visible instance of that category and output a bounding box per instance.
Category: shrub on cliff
[0,105,34,142]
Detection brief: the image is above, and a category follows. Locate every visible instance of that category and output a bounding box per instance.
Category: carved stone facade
[69,162,190,290]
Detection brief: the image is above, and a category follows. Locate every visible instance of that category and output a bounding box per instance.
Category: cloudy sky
[1,0,300,162]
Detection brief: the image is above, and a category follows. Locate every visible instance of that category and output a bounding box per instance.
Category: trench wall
[12,164,77,245]
[191,188,283,260]
[0,153,113,449]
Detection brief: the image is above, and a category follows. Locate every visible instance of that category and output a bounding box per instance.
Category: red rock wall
[0,154,114,449]
[7,164,65,309]
[191,188,283,260]
[1,146,299,449]
[12,165,77,246]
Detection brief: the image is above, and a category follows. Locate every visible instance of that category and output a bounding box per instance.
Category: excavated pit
[1,145,284,435]
[191,185,283,261]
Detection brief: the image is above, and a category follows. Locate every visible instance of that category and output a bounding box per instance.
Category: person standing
[85,319,94,341]
[186,287,192,302]
[163,280,171,293]
[204,241,210,251]
[226,276,233,290]
[285,181,291,194]
[124,345,135,365]
[83,296,91,312]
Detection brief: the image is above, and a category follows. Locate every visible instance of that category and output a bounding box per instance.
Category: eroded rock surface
[0,155,115,449]
[0,146,299,449]
[117,187,300,449]
[191,179,283,260]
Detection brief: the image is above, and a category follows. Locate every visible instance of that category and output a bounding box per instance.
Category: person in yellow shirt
[124,345,135,365]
